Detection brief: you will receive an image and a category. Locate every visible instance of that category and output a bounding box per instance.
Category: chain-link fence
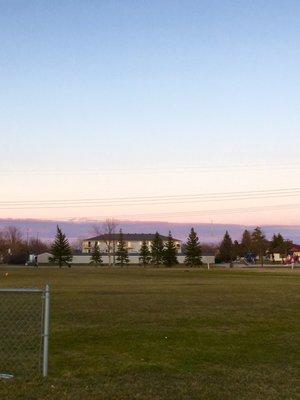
[0,285,50,378]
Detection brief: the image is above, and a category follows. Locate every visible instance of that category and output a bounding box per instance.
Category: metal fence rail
[0,284,50,378]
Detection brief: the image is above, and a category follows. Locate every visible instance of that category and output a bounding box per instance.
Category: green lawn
[0,267,299,399]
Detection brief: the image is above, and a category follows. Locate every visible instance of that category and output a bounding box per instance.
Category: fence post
[43,284,51,378]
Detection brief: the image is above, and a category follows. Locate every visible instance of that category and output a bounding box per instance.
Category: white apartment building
[82,233,182,254]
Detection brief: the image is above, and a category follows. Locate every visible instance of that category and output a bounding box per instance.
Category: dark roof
[84,233,181,242]
[73,252,213,257]
[291,244,300,251]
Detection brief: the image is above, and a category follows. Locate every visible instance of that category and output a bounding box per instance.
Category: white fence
[37,253,215,265]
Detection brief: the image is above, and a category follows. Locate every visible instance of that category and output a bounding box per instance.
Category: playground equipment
[244,251,256,265]
[25,254,38,267]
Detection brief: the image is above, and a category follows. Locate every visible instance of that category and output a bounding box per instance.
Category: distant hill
[0,218,299,244]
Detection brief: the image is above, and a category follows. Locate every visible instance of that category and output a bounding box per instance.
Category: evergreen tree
[270,233,292,258]
[184,228,202,267]
[163,231,178,267]
[219,231,234,263]
[90,242,103,266]
[116,229,129,267]
[251,227,268,266]
[151,231,164,266]
[270,233,283,252]
[50,225,72,268]
[139,240,151,266]
[240,229,252,256]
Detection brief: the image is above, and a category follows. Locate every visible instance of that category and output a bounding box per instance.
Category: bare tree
[3,226,24,259]
[102,218,119,266]
[28,237,49,254]
[0,231,9,263]
[4,226,23,247]
[91,219,119,266]
[1,226,27,264]
[71,236,85,253]
[0,226,48,264]
[92,224,102,236]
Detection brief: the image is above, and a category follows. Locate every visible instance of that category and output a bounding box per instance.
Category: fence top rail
[0,288,44,293]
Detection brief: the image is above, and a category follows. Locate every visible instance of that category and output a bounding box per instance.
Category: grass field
[0,266,299,400]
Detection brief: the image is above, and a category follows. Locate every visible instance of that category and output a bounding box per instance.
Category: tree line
[89,228,203,267]
[0,225,203,267]
[0,224,294,267]
[217,227,293,265]
[0,226,49,264]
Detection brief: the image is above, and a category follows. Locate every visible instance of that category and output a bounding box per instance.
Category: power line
[2,187,300,204]
[4,203,298,223]
[1,187,300,209]
[46,202,300,221]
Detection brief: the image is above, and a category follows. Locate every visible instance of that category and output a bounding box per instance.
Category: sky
[0,0,300,224]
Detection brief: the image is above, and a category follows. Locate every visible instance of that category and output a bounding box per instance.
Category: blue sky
[0,1,300,223]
